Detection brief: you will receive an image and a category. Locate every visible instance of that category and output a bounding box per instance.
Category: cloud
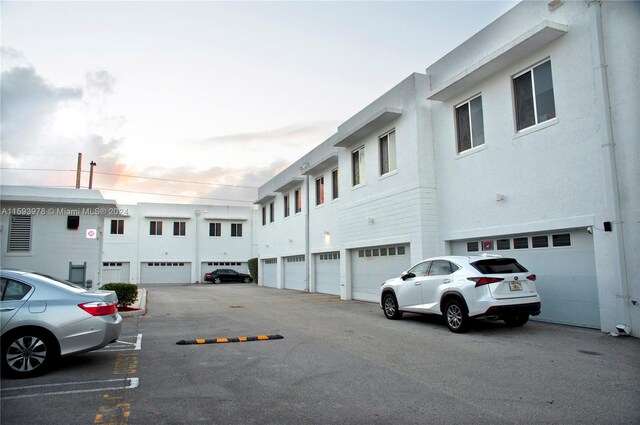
[85,70,116,94]
[201,121,337,148]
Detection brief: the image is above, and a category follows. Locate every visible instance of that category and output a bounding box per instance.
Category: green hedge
[101,283,138,308]
[248,258,258,284]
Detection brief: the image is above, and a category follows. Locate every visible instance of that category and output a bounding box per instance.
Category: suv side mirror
[401,272,416,281]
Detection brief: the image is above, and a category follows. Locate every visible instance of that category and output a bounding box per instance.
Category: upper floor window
[209,222,221,237]
[295,189,302,214]
[284,194,290,218]
[315,176,325,205]
[173,221,186,236]
[110,219,124,235]
[262,206,267,226]
[8,215,32,252]
[331,168,339,200]
[456,95,485,153]
[269,202,274,223]
[352,146,365,186]
[379,130,396,175]
[513,59,556,131]
[231,223,243,238]
[150,220,163,236]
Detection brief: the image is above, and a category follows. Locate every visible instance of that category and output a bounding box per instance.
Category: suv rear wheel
[444,299,469,333]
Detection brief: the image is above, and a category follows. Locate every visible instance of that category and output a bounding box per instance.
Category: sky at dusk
[1,0,518,206]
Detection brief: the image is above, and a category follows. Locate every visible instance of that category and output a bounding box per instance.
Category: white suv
[380,255,541,333]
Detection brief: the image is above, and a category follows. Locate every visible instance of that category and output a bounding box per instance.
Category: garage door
[315,252,340,296]
[102,262,130,284]
[351,244,411,302]
[452,229,599,328]
[284,255,306,291]
[202,261,247,281]
[140,262,191,284]
[262,259,277,288]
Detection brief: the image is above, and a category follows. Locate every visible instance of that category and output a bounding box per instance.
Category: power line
[0,167,259,190]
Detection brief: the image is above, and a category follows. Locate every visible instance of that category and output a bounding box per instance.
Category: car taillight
[526,274,537,281]
[468,277,504,287]
[78,301,117,316]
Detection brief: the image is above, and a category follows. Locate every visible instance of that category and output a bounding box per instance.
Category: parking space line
[100,333,143,352]
[1,377,139,400]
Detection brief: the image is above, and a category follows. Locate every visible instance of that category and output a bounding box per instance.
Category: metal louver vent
[9,215,32,252]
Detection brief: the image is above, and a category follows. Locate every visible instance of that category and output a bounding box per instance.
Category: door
[396,261,429,311]
[420,260,455,311]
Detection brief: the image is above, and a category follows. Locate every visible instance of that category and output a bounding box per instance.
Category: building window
[531,235,549,248]
[379,129,397,175]
[513,237,529,249]
[456,95,485,153]
[481,240,494,251]
[209,222,221,237]
[110,219,124,235]
[315,176,325,205]
[231,223,242,238]
[295,189,302,214]
[331,168,339,200]
[467,241,479,252]
[150,220,163,236]
[496,239,511,250]
[284,194,290,218]
[352,146,365,186]
[262,206,267,226]
[552,233,571,247]
[269,202,274,223]
[173,221,186,236]
[8,215,32,252]
[514,60,556,131]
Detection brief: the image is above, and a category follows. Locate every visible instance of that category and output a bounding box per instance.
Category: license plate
[509,282,522,291]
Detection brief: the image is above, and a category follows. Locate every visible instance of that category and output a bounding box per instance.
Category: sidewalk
[119,287,147,317]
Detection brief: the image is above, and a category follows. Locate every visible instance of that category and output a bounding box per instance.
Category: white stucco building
[255,0,639,336]
[101,203,256,285]
[0,185,119,286]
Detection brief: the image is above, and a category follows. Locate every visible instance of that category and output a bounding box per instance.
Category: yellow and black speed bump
[176,334,283,345]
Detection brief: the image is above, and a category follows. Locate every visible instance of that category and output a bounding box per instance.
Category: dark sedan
[204,269,253,284]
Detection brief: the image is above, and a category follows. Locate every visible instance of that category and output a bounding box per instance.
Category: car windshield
[31,272,87,292]
[472,258,528,274]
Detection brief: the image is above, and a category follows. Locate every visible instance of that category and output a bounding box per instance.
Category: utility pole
[75,153,82,188]
[89,161,97,189]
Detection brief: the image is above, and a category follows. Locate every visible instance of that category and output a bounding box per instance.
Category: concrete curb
[119,288,147,318]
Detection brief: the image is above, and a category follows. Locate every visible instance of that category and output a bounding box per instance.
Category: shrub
[248,258,258,284]
[101,283,138,308]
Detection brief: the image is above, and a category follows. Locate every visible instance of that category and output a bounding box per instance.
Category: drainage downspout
[304,175,310,292]
[588,0,631,333]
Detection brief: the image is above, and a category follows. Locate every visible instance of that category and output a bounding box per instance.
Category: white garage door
[315,252,340,296]
[452,229,599,328]
[102,262,130,284]
[284,255,306,291]
[351,244,411,302]
[140,262,191,284]
[262,259,277,288]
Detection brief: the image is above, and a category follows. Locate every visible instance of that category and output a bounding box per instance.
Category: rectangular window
[231,223,242,238]
[269,202,274,223]
[513,237,529,249]
[262,206,267,226]
[496,239,511,250]
[331,168,339,200]
[8,215,32,252]
[456,95,485,153]
[352,146,365,186]
[379,129,397,175]
[110,219,124,235]
[209,222,221,237]
[173,221,186,236]
[315,176,325,205]
[532,235,549,248]
[295,189,302,213]
[481,240,494,251]
[514,60,556,131]
[284,194,290,218]
[552,233,571,247]
[467,241,479,252]
[150,221,163,236]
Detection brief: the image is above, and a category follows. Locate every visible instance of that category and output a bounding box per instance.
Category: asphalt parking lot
[2,283,639,424]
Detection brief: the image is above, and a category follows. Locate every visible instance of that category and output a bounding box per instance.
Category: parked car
[204,269,253,284]
[0,269,122,378]
[380,255,541,333]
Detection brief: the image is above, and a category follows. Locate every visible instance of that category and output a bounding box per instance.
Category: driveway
[2,284,639,424]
